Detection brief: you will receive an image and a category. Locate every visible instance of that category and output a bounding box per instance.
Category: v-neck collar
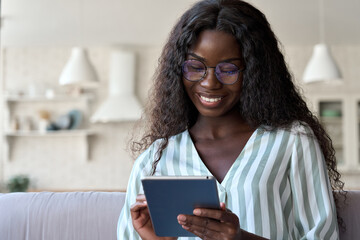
[184,127,260,187]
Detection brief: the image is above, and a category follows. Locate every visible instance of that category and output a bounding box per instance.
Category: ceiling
[1,0,360,47]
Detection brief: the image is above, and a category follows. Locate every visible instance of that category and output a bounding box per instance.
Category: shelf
[4,94,93,103]
[5,129,95,137]
[2,92,96,163]
[3,130,95,162]
[320,116,342,124]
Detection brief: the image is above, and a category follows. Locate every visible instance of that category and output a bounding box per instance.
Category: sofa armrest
[0,191,126,240]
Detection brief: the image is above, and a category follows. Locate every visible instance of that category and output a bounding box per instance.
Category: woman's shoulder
[261,121,315,138]
[288,121,314,136]
[152,129,189,146]
[132,130,189,176]
[135,130,188,163]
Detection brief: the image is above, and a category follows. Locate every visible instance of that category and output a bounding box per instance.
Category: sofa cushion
[0,191,126,240]
[338,190,360,240]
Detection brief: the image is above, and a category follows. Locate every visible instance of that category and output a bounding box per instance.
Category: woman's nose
[199,67,222,89]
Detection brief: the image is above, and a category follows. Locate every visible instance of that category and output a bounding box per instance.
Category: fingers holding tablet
[135,194,147,203]
[131,194,177,240]
[130,194,152,234]
[177,204,241,239]
[141,176,220,237]
[130,194,148,215]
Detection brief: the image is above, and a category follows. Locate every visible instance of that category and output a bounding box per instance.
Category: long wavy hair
[132,0,345,224]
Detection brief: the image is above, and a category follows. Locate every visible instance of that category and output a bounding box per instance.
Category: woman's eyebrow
[187,52,242,63]
[188,52,206,61]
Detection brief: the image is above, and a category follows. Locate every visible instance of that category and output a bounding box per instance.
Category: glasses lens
[216,62,240,84]
[182,60,206,81]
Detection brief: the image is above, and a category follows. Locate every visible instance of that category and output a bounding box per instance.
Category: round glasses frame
[182,59,245,85]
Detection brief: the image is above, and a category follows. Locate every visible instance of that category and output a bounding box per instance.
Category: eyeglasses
[182,59,245,85]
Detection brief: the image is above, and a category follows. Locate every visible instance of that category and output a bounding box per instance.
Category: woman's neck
[189,111,254,141]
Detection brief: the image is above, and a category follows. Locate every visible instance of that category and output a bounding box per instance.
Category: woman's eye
[190,66,205,72]
[221,69,238,75]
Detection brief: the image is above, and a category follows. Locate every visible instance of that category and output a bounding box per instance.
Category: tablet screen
[141,176,220,237]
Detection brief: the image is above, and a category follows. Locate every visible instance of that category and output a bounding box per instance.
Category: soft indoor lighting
[59,47,98,87]
[303,43,342,83]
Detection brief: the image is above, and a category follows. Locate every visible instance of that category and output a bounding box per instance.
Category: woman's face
[182,30,244,119]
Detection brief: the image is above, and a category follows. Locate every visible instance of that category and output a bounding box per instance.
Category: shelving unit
[4,130,95,162]
[4,129,95,137]
[4,95,93,102]
[2,94,95,162]
[307,94,360,173]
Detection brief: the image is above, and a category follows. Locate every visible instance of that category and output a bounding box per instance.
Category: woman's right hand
[130,194,176,240]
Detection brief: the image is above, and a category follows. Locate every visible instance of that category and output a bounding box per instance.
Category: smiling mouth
[200,95,223,103]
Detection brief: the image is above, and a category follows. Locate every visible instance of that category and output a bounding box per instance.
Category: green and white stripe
[117,122,339,240]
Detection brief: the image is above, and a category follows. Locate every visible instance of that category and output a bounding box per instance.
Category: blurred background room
[0,0,360,192]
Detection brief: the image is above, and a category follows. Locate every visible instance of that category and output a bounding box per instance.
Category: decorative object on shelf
[46,109,83,131]
[6,175,30,192]
[54,114,72,130]
[303,0,342,84]
[10,116,20,131]
[38,110,51,133]
[59,47,99,94]
[90,49,142,123]
[68,109,83,129]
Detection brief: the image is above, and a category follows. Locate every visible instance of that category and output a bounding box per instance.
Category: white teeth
[200,95,222,103]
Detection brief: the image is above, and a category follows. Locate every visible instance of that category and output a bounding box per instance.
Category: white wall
[1,0,360,191]
[1,0,197,47]
[0,46,161,191]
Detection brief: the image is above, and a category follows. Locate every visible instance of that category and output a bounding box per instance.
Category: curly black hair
[132,0,345,225]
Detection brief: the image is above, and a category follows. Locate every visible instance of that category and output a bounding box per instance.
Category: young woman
[117,0,344,239]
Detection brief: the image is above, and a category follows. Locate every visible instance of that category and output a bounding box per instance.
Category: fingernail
[193,209,201,215]
[182,225,189,230]
[178,215,186,221]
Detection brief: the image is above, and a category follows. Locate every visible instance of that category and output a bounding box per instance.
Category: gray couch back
[0,191,359,239]
[0,192,125,240]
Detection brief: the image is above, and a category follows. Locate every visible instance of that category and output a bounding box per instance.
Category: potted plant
[7,175,30,192]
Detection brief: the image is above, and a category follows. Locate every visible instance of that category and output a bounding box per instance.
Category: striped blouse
[117,122,339,240]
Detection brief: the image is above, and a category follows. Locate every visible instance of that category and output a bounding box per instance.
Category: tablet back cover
[142,176,219,237]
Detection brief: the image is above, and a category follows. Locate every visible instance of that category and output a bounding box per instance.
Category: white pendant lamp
[90,49,142,123]
[59,47,98,87]
[303,0,342,83]
[303,43,342,83]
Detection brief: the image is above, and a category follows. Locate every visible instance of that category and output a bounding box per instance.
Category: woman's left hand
[177,202,242,240]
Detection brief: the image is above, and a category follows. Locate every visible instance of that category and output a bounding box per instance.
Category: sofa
[0,191,125,240]
[0,191,359,240]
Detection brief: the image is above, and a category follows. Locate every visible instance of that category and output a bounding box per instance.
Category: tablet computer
[141,176,220,237]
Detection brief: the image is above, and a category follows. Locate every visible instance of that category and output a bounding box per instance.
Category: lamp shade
[90,49,142,123]
[59,47,98,86]
[303,44,342,83]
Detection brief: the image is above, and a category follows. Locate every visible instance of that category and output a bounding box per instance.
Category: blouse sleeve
[289,127,339,240]
[117,145,154,240]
